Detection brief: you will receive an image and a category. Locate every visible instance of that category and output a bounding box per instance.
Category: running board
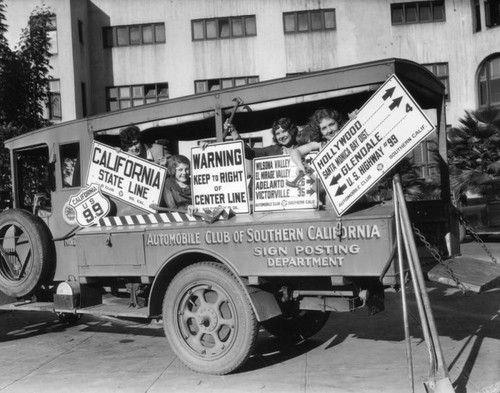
[0,297,149,319]
[427,257,500,293]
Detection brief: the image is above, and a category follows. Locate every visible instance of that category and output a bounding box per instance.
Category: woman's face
[275,127,293,147]
[319,117,340,140]
[126,140,142,156]
[175,162,190,184]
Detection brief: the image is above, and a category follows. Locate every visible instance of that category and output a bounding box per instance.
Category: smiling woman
[227,117,299,158]
[161,155,196,215]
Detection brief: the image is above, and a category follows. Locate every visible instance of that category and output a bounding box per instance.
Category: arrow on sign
[307,188,315,196]
[329,173,341,187]
[389,96,403,110]
[382,87,395,101]
[335,184,347,196]
[306,177,315,186]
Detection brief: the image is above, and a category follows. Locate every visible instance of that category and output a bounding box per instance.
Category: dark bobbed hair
[308,108,344,142]
[167,155,191,177]
[271,117,298,145]
[119,125,142,149]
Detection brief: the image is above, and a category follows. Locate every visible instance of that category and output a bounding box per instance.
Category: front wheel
[0,209,53,297]
[163,262,258,375]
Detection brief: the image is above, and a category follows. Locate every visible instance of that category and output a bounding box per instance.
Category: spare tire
[0,209,53,297]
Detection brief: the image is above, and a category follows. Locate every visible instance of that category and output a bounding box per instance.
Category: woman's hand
[187,205,198,216]
[224,119,241,140]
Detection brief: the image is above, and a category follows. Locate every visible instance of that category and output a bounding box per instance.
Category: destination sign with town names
[312,74,435,216]
[253,154,318,212]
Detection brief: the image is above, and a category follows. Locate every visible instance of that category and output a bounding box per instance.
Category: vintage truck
[0,58,458,375]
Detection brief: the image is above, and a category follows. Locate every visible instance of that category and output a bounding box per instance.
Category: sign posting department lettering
[191,140,249,213]
[87,141,167,213]
[312,75,435,216]
[253,154,318,212]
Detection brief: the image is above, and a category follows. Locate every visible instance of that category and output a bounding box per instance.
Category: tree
[0,0,53,205]
[447,108,500,203]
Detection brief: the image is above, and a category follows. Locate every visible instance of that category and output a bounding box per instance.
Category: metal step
[427,257,500,293]
[0,295,149,319]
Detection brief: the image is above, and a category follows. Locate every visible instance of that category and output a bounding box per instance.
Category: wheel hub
[197,307,218,332]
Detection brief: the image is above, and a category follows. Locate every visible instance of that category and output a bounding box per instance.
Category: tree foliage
[0,0,53,204]
[447,108,500,201]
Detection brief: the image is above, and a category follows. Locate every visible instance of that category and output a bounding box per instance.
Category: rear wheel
[262,310,330,342]
[163,262,258,375]
[0,209,53,297]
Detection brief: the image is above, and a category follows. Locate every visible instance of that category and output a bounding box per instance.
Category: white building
[4,0,500,129]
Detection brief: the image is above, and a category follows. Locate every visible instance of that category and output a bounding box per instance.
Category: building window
[283,9,336,33]
[48,79,61,120]
[45,14,58,54]
[194,76,259,94]
[103,23,165,48]
[478,56,500,108]
[422,62,450,100]
[192,15,256,41]
[81,82,87,117]
[106,82,169,111]
[473,0,482,32]
[78,20,84,44]
[485,0,500,27]
[412,136,439,179]
[391,1,445,25]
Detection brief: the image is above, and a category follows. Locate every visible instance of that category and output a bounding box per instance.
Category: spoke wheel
[163,262,257,375]
[0,209,52,297]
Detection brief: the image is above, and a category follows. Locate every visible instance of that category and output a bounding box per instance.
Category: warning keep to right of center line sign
[312,74,435,216]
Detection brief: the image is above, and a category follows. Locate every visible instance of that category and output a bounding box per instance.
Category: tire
[0,209,53,297]
[262,310,330,342]
[163,262,258,375]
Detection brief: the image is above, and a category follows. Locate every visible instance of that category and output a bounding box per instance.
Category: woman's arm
[289,141,321,173]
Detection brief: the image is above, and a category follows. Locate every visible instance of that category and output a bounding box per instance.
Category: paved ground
[0,239,499,393]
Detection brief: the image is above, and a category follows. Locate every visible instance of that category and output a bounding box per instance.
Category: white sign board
[86,141,167,213]
[191,140,249,213]
[253,154,318,212]
[312,74,435,216]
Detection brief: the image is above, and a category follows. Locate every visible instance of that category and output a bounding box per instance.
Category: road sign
[312,74,435,216]
[87,141,167,213]
[191,140,250,213]
[69,183,111,227]
[253,154,318,212]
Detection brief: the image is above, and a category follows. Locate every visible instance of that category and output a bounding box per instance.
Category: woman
[226,117,299,157]
[289,108,347,174]
[162,155,197,215]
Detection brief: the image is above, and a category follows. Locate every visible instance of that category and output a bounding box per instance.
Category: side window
[15,145,53,212]
[60,142,81,188]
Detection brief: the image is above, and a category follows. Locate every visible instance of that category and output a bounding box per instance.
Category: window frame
[48,79,62,120]
[390,1,445,25]
[422,62,450,101]
[59,142,81,189]
[106,82,169,111]
[283,9,336,34]
[478,55,500,109]
[194,76,259,94]
[191,15,257,41]
[485,0,500,28]
[103,23,166,48]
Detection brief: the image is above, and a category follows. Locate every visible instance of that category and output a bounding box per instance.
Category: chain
[412,223,468,294]
[457,212,497,264]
